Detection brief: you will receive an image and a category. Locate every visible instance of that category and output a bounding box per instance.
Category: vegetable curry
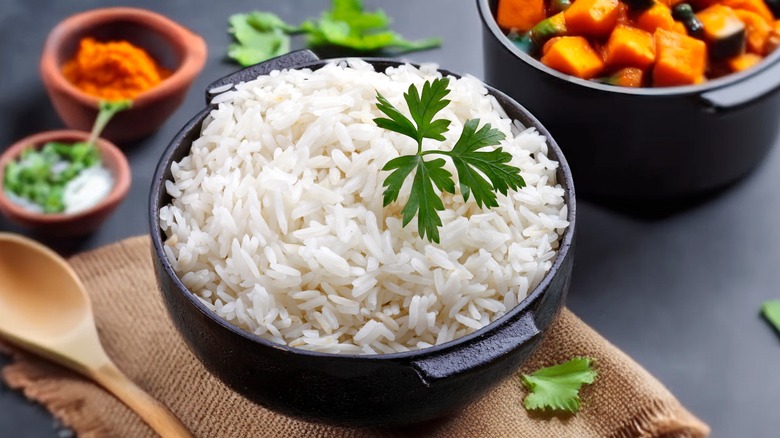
[497,0,780,86]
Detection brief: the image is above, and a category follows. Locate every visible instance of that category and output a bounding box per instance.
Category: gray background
[1,0,777,436]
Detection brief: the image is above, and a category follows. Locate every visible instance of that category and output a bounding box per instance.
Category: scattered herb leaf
[374,78,524,243]
[762,300,780,334]
[228,12,293,67]
[520,357,597,413]
[301,0,441,52]
[227,0,441,67]
[245,11,301,33]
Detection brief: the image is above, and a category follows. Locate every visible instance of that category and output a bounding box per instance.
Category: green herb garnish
[520,357,597,413]
[88,100,132,147]
[227,0,441,67]
[3,99,131,213]
[762,300,780,334]
[374,77,525,243]
[300,0,441,53]
[228,12,296,67]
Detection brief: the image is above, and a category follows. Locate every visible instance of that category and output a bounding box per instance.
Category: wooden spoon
[0,233,192,438]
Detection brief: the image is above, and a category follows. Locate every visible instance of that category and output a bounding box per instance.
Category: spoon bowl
[0,236,88,338]
[0,233,192,437]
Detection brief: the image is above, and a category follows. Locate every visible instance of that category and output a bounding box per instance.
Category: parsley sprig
[521,357,597,413]
[374,77,525,243]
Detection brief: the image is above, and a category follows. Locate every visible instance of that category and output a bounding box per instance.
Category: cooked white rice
[160,60,568,355]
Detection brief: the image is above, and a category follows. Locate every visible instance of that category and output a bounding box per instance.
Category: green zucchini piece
[672,4,704,39]
[550,0,572,13]
[511,32,536,54]
[510,13,568,55]
[529,13,568,47]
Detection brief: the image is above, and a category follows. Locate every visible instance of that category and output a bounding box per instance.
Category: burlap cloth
[0,236,709,437]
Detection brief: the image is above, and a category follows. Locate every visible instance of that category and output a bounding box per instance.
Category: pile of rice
[160,60,568,355]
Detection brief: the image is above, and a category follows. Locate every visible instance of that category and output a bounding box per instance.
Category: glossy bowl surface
[0,130,131,235]
[149,51,576,426]
[40,7,207,144]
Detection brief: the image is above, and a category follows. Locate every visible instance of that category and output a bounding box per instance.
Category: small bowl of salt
[0,128,130,236]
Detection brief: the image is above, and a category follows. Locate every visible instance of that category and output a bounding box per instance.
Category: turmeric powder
[62,37,170,100]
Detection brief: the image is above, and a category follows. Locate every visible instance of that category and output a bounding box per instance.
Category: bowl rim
[0,129,131,223]
[39,6,207,108]
[149,58,576,362]
[476,0,780,96]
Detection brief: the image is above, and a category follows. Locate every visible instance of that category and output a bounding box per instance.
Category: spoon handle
[91,362,193,438]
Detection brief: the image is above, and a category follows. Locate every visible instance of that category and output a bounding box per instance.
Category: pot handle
[700,58,780,112]
[205,50,321,104]
[410,310,540,385]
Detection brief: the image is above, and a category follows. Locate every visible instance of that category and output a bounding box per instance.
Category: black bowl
[149,50,576,426]
[478,0,780,201]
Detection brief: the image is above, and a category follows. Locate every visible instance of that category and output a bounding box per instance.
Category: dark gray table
[1,1,777,436]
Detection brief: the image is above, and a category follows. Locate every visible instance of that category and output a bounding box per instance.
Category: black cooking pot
[478,0,780,201]
[148,50,576,426]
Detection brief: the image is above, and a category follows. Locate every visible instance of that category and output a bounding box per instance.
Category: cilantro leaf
[227,1,440,66]
[88,99,132,147]
[762,300,780,334]
[228,13,293,66]
[329,0,390,33]
[521,357,597,413]
[375,79,525,243]
[245,11,300,33]
[303,0,441,53]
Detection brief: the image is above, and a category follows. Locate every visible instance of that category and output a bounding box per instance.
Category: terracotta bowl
[0,130,131,236]
[40,7,207,144]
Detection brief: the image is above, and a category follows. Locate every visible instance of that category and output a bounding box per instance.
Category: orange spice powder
[62,37,171,100]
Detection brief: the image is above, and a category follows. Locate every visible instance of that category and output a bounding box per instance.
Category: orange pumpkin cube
[497,0,546,32]
[637,3,677,34]
[727,52,763,71]
[735,10,773,54]
[564,0,621,37]
[671,21,688,35]
[605,68,646,87]
[605,25,657,69]
[653,28,708,86]
[543,37,566,55]
[541,36,606,79]
[721,0,774,24]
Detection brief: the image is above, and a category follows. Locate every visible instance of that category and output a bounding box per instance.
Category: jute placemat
[0,236,709,437]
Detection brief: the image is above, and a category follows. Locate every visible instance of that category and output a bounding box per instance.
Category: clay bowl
[40,7,207,144]
[0,130,131,236]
